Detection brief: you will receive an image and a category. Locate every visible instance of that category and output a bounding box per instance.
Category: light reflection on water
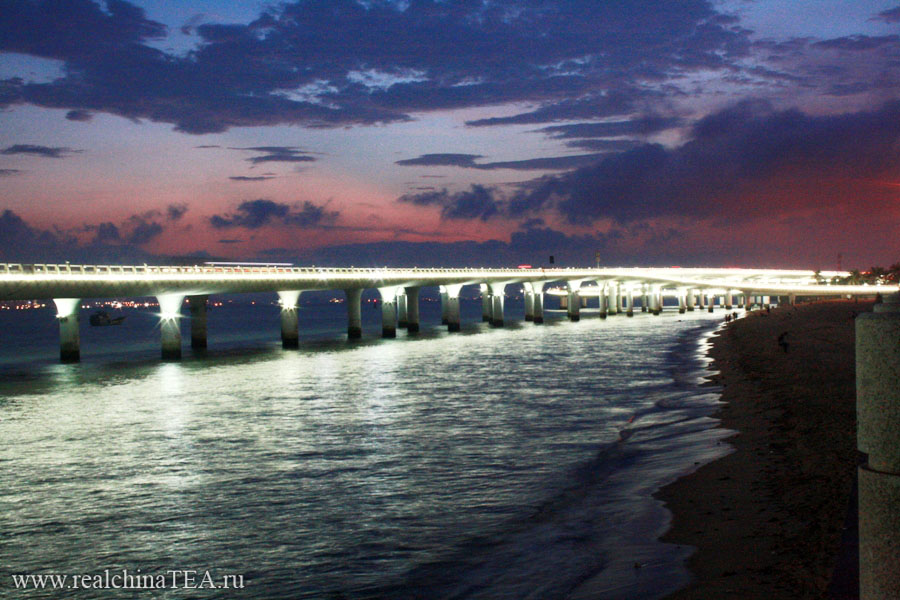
[0,303,729,599]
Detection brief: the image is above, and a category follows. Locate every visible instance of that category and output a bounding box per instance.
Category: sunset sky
[2,0,900,268]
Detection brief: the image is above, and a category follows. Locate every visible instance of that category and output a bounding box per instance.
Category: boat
[89,311,126,326]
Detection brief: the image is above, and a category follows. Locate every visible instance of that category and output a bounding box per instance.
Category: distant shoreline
[657,300,865,599]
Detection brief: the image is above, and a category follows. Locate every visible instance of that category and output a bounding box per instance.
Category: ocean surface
[0,295,732,599]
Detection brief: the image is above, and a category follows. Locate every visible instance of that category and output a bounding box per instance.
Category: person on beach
[777,331,789,353]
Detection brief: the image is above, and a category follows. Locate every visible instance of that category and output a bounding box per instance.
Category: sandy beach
[658,300,869,599]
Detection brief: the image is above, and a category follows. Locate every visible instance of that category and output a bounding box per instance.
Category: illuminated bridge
[0,262,893,362]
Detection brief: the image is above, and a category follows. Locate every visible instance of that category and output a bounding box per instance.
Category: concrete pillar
[567,280,582,322]
[725,290,733,310]
[489,282,506,327]
[440,288,449,325]
[378,287,398,338]
[641,285,649,313]
[533,287,544,324]
[53,298,81,363]
[615,284,623,313]
[444,283,463,332]
[277,290,301,349]
[345,288,363,339]
[626,287,634,317]
[678,291,686,314]
[686,288,695,311]
[404,286,420,333]
[607,283,618,315]
[598,283,608,318]
[397,293,408,329]
[707,292,715,313]
[650,287,661,315]
[480,284,492,322]
[745,292,753,311]
[187,295,208,350]
[157,294,185,360]
[524,289,535,321]
[789,293,796,306]
[857,293,900,599]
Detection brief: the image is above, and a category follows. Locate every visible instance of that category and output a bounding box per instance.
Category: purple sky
[1,0,900,269]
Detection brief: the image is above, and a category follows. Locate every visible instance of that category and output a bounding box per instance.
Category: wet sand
[658,300,868,599]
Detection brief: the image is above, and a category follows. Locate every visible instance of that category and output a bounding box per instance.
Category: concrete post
[678,290,686,314]
[615,284,623,313]
[533,286,544,324]
[725,290,733,310]
[708,292,715,313]
[378,287,398,338]
[857,292,900,599]
[607,284,618,315]
[745,292,753,311]
[489,282,506,327]
[157,294,185,360]
[277,290,301,349]
[480,283,492,322]
[598,283,608,318]
[524,289,535,321]
[404,286,420,332]
[789,293,796,306]
[187,295,208,349]
[626,287,634,317]
[397,293,408,329]
[567,280,582,322]
[641,284,649,313]
[440,287,449,325]
[53,298,81,363]
[686,288,695,311]
[345,288,363,339]
[650,287,662,315]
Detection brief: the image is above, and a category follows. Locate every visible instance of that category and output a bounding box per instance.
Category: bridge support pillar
[857,293,900,600]
[480,284,492,322]
[641,285,649,313]
[745,292,753,311]
[708,292,715,313]
[53,298,81,363]
[725,291,733,310]
[606,284,618,316]
[524,289,535,321]
[404,287,420,333]
[598,284,608,319]
[444,284,463,332]
[378,287,398,338]
[277,290,301,348]
[532,286,544,324]
[345,288,363,339]
[626,287,634,317]
[440,288,450,325]
[678,290,686,314]
[789,293,796,306]
[567,280,583,322]
[686,288,695,311]
[489,282,506,327]
[157,294,185,360]
[397,293,408,329]
[188,295,208,349]
[650,287,662,315]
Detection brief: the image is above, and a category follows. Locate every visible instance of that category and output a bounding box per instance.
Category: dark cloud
[218,239,243,244]
[536,117,682,139]
[92,222,121,244]
[229,175,277,181]
[398,185,499,220]
[0,168,22,176]
[873,6,900,22]
[230,146,317,164]
[1,144,81,158]
[813,35,900,52]
[396,152,608,170]
[166,203,188,221]
[65,109,92,121]
[0,0,750,132]
[209,199,338,229]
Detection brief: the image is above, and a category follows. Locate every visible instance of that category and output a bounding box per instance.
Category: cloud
[536,117,682,139]
[209,199,339,229]
[218,239,243,244]
[1,144,81,158]
[230,146,317,164]
[65,109,92,121]
[0,168,22,176]
[872,6,900,23]
[396,152,609,170]
[398,185,499,220]
[166,203,188,221]
[229,175,277,181]
[92,222,120,244]
[0,0,751,132]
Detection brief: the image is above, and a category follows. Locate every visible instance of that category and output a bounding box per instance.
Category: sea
[0,293,733,599]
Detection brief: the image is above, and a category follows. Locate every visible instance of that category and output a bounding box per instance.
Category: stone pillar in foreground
[397,293,408,329]
[567,280,583,322]
[157,294,185,360]
[532,284,544,324]
[489,282,506,327]
[277,290,301,349]
[686,288,695,311]
[678,290,686,314]
[188,295,208,349]
[606,283,618,315]
[345,288,363,339]
[378,287,398,338]
[626,287,634,317]
[404,286,420,333]
[444,284,463,332]
[650,286,661,315]
[53,298,81,363]
[725,290,733,310]
[707,292,715,313]
[857,292,900,600]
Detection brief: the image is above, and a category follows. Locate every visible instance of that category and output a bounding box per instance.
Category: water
[0,296,731,599]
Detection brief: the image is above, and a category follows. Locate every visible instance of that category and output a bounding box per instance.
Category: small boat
[89,311,126,326]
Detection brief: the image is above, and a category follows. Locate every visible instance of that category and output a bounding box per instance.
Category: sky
[1,0,900,269]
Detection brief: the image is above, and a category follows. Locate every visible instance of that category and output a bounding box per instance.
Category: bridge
[0,262,893,362]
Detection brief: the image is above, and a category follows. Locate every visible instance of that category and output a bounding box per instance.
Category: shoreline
[657,300,866,599]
